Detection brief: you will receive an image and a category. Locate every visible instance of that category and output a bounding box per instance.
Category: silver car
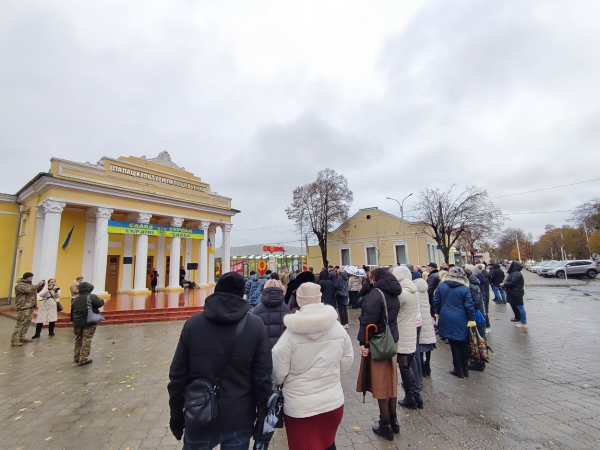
[543,260,598,279]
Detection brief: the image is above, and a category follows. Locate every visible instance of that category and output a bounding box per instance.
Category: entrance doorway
[165,256,184,286]
[105,255,120,295]
[145,256,154,289]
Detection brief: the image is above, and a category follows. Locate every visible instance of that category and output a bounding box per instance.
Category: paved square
[1,272,600,449]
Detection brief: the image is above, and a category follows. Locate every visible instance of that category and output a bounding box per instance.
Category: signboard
[263,245,284,253]
[232,260,245,274]
[107,220,204,239]
[109,165,207,192]
[257,260,267,276]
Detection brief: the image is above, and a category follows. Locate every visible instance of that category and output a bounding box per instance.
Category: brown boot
[11,341,23,347]
[20,338,34,343]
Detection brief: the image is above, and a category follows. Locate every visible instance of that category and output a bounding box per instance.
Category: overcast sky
[1,0,599,248]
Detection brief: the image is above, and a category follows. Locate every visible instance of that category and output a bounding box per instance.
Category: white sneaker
[343,324,349,329]
[515,323,528,328]
[485,328,491,334]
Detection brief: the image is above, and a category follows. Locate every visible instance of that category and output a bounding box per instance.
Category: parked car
[542,260,598,279]
[530,260,556,274]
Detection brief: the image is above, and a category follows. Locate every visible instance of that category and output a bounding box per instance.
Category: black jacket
[319,276,336,308]
[252,287,290,349]
[426,270,440,305]
[478,270,490,301]
[489,264,505,287]
[504,262,525,306]
[71,282,104,329]
[284,271,316,304]
[357,272,402,345]
[358,278,373,298]
[334,272,349,303]
[168,291,272,434]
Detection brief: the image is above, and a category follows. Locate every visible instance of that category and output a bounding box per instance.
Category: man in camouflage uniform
[71,281,104,366]
[11,272,45,347]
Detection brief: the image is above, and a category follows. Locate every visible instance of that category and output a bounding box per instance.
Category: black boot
[32,323,43,339]
[468,360,485,372]
[48,322,55,336]
[372,417,393,441]
[414,390,424,409]
[389,413,400,434]
[398,366,418,409]
[423,354,431,377]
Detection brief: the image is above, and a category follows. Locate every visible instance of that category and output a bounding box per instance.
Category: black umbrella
[362,324,378,403]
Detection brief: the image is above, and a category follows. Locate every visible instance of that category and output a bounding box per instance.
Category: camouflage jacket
[15,279,44,311]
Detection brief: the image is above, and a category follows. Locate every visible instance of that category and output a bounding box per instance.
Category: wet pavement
[1,271,600,450]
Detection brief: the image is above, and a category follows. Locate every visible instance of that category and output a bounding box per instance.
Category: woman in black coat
[252,280,290,349]
[356,268,402,441]
[503,261,527,327]
[318,269,336,308]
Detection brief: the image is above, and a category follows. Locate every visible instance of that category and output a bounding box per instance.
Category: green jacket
[15,279,44,311]
[71,282,105,328]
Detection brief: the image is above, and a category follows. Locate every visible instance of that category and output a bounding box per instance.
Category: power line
[491,178,600,199]
[232,224,295,232]
[504,210,575,215]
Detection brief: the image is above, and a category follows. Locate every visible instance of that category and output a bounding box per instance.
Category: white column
[81,209,96,282]
[168,217,184,289]
[120,234,134,292]
[31,206,45,276]
[198,221,211,286]
[156,235,166,289]
[208,226,216,284]
[221,223,232,274]
[133,213,152,293]
[185,238,193,279]
[91,207,114,295]
[38,200,66,281]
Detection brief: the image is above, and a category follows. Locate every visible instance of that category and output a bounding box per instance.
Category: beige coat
[36,287,61,323]
[414,278,437,345]
[394,277,419,355]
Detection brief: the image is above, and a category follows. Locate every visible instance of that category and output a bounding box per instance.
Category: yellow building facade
[1,152,237,309]
[306,207,445,269]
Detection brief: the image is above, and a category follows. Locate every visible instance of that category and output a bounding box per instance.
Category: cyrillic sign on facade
[107,220,204,239]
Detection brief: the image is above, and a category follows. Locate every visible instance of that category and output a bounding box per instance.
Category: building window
[366,246,377,265]
[340,248,351,266]
[395,243,407,265]
[19,216,27,236]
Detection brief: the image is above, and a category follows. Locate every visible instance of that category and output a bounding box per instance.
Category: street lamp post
[386,193,413,264]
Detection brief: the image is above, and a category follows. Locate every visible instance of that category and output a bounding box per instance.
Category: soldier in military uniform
[11,272,45,347]
[71,281,104,366]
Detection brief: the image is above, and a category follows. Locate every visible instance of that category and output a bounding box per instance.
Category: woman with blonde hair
[252,279,290,349]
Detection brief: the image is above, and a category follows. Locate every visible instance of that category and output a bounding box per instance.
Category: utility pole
[515,234,522,261]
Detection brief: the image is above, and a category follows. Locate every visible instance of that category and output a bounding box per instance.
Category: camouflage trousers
[73,325,97,364]
[11,308,34,343]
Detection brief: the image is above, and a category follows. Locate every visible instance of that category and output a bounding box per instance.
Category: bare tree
[286,168,353,268]
[570,197,600,232]
[373,219,389,264]
[413,186,504,263]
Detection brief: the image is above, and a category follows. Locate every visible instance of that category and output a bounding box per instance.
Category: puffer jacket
[71,282,105,329]
[504,261,525,306]
[272,303,354,418]
[252,287,290,349]
[414,278,436,345]
[426,270,440,311]
[245,274,263,306]
[489,264,505,286]
[394,275,420,354]
[433,275,476,342]
[15,279,45,311]
[348,275,362,292]
[357,272,401,345]
[467,274,486,337]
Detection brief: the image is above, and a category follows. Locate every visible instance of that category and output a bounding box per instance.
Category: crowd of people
[166,258,527,449]
[9,257,526,449]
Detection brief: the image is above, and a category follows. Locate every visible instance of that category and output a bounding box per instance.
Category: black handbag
[183,314,248,429]
[56,301,63,313]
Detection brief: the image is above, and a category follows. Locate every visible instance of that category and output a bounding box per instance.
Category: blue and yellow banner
[107,220,204,239]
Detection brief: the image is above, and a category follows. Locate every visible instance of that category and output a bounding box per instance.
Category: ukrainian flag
[208,238,214,255]
[62,226,74,250]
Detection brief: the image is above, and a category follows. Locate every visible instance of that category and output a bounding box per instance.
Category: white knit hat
[393,265,412,281]
[296,282,322,307]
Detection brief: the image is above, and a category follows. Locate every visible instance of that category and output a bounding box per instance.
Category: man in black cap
[426,263,440,317]
[168,271,272,448]
[11,272,45,346]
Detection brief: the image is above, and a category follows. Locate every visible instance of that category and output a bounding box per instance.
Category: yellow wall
[54,210,87,309]
[0,200,20,300]
[307,208,443,269]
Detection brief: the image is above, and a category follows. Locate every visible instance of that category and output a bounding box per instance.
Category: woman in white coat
[392,266,421,409]
[272,282,354,450]
[32,278,61,339]
[415,276,437,377]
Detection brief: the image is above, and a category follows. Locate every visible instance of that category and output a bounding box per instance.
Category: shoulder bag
[369,288,397,361]
[86,294,105,324]
[183,313,248,429]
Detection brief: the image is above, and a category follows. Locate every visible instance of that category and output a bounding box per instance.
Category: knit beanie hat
[296,282,322,307]
[214,272,246,297]
[22,272,34,279]
[392,265,412,281]
[464,264,475,274]
[449,266,468,279]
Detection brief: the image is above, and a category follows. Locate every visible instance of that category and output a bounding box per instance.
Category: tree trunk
[318,237,328,269]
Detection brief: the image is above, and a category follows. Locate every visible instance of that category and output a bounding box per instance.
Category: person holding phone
[32,278,61,339]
